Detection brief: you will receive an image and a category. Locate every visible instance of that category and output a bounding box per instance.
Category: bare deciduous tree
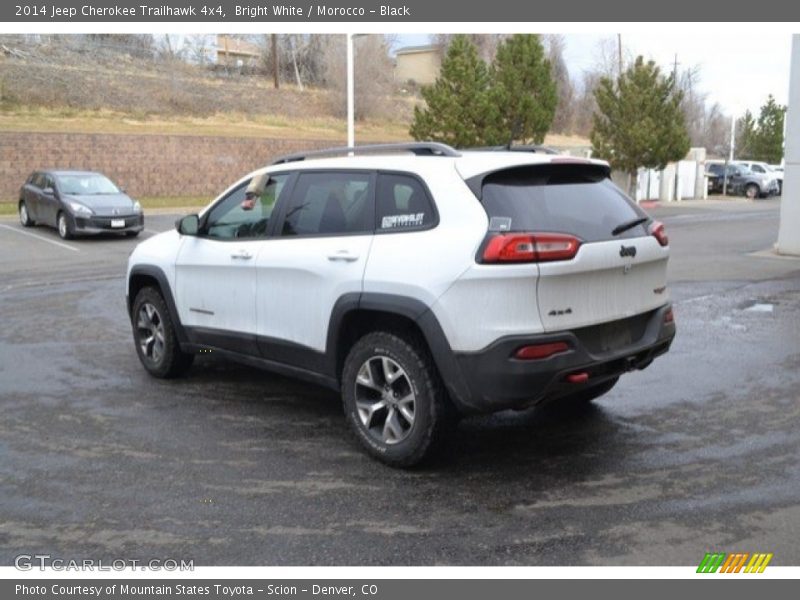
[544,34,575,134]
[432,34,506,63]
[572,71,602,137]
[324,35,395,121]
[184,35,215,65]
[703,103,733,158]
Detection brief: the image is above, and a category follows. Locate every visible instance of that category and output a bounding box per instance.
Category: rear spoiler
[464,161,612,201]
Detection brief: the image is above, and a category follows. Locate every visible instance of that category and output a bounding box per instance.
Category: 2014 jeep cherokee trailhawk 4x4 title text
[126,142,676,467]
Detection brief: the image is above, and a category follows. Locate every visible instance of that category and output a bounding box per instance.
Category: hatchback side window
[281,172,372,236]
[375,173,436,232]
[204,174,289,240]
[752,165,765,173]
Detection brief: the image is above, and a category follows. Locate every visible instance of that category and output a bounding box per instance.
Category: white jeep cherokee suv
[126,143,676,467]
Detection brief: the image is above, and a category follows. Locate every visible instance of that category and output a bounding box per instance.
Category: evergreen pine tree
[487,34,557,145]
[409,36,492,147]
[591,56,690,189]
[737,111,756,159]
[750,95,786,164]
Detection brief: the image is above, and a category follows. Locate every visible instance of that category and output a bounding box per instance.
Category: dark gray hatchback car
[19,170,144,239]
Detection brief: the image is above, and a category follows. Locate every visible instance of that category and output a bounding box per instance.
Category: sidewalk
[641,196,780,211]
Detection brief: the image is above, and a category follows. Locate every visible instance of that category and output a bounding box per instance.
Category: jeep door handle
[231,250,253,260]
[327,251,359,262]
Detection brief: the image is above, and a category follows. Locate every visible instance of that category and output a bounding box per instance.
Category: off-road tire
[131,286,194,378]
[342,331,451,468]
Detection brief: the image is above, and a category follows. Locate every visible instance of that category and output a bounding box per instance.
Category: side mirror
[176,214,200,236]
[42,187,54,195]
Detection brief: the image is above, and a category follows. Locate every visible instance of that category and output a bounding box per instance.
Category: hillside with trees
[0,33,780,160]
[0,34,411,141]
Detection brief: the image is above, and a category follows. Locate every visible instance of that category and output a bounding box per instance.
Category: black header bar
[3,0,799,23]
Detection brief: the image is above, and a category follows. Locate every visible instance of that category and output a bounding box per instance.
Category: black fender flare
[127,265,188,344]
[326,292,476,411]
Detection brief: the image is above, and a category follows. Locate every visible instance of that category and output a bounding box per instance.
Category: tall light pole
[347,33,355,150]
[777,34,800,255]
[723,115,736,197]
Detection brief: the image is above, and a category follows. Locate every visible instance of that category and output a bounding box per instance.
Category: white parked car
[733,161,782,195]
[126,143,676,466]
[769,164,784,194]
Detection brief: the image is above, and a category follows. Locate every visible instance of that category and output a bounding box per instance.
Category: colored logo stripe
[697,553,726,573]
[720,553,749,573]
[697,552,773,573]
[744,553,773,573]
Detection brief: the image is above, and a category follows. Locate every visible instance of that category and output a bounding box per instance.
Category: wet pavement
[1,199,799,565]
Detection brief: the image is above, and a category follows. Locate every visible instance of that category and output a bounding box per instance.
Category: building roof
[395,44,441,56]
[216,35,260,57]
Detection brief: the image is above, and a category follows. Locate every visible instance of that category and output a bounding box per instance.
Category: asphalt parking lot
[1,198,799,566]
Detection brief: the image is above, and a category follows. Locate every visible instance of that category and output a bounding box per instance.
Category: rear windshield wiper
[612,217,648,236]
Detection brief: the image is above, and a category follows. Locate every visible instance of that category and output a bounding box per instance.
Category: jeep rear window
[476,164,649,242]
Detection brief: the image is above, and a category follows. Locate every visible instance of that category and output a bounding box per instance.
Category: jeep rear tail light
[514,341,570,360]
[649,220,669,247]
[481,233,581,263]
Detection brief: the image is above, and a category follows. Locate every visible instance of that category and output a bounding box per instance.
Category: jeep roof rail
[462,144,562,155]
[271,142,461,165]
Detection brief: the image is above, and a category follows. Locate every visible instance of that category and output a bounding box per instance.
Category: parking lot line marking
[0,224,80,252]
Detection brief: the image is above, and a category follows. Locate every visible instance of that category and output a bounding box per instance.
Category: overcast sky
[395,33,792,117]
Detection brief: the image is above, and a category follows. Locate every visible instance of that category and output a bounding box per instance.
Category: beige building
[216,35,261,68]
[394,45,442,86]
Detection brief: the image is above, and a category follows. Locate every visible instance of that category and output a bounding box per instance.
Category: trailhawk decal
[381,213,425,229]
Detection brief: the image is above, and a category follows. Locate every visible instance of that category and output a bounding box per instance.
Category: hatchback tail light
[481,232,581,263]
[649,220,669,247]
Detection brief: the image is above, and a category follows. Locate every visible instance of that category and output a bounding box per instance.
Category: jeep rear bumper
[450,304,675,413]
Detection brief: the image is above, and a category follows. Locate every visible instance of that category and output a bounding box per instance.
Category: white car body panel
[174,236,262,333]
[126,229,181,298]
[431,263,543,352]
[536,237,669,332]
[362,162,488,307]
[254,235,373,352]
